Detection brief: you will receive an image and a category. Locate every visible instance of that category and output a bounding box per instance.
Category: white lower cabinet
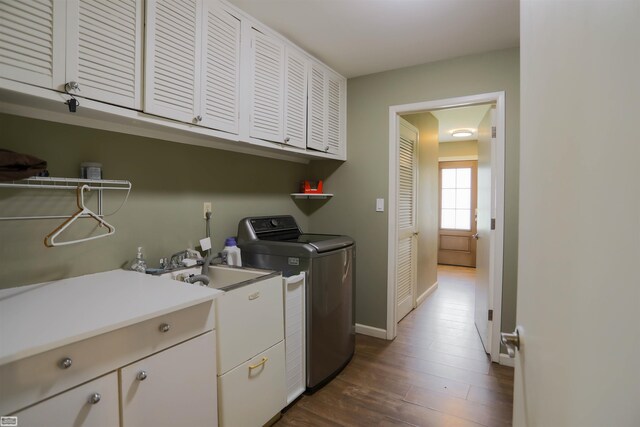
[217,341,286,427]
[214,274,286,426]
[120,331,218,427]
[13,372,119,427]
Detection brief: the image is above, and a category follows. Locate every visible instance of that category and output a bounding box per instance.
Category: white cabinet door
[307,62,326,152]
[66,0,143,109]
[13,372,119,427]
[283,47,308,149]
[120,331,217,427]
[307,61,346,156]
[200,0,241,134]
[145,0,202,124]
[326,71,344,155]
[249,27,284,143]
[0,0,66,90]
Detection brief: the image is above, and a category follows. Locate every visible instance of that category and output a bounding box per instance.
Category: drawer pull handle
[159,323,171,333]
[248,291,260,300]
[137,371,148,381]
[59,357,72,369]
[248,357,268,370]
[88,393,101,404]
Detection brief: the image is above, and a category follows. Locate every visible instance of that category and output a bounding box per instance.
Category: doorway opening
[387,92,506,364]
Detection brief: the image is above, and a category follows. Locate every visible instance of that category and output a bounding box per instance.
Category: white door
[514,1,640,425]
[307,62,326,152]
[144,0,202,124]
[396,118,418,322]
[474,107,495,354]
[66,0,143,109]
[0,0,66,90]
[120,331,217,427]
[200,0,241,134]
[283,47,308,149]
[325,71,343,155]
[249,27,284,142]
[14,372,119,427]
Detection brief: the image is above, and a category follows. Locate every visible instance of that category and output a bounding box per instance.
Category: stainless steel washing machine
[237,215,355,392]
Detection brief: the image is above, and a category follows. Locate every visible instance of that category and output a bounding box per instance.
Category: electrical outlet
[203,202,212,219]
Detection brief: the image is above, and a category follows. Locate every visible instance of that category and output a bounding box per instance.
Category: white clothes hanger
[45,185,115,247]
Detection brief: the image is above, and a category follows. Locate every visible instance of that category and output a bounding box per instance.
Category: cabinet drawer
[218,340,286,427]
[215,275,283,374]
[12,372,119,427]
[0,301,214,415]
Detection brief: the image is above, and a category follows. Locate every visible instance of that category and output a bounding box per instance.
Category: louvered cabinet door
[326,71,345,155]
[66,0,143,109]
[0,0,66,90]
[200,1,240,134]
[145,0,202,123]
[249,28,284,143]
[306,62,326,152]
[283,48,307,149]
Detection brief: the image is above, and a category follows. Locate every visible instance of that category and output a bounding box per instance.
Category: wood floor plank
[277,265,514,426]
[404,385,512,427]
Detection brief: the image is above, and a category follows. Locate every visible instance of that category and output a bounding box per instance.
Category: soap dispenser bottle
[221,237,242,267]
[130,246,147,273]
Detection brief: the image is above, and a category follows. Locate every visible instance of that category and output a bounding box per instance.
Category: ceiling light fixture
[451,129,473,138]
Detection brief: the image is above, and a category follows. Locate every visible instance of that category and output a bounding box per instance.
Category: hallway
[278,265,514,426]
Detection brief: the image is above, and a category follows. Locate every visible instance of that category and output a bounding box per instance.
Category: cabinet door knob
[65,81,80,92]
[59,357,73,369]
[88,393,101,404]
[137,371,148,381]
[159,323,171,333]
[284,137,290,143]
[195,115,202,122]
[324,145,329,152]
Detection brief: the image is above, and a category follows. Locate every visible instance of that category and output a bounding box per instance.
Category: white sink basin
[159,265,274,290]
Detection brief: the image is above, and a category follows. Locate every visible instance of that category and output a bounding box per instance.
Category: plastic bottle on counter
[222,237,242,267]
[130,246,147,273]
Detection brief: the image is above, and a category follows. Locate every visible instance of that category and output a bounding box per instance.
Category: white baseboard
[416,280,438,306]
[355,323,387,339]
[499,353,515,367]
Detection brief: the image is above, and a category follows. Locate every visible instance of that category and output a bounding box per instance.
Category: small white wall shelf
[290,193,333,200]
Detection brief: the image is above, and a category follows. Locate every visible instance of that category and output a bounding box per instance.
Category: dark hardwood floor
[277,265,514,427]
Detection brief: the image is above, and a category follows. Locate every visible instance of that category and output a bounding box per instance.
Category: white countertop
[0,270,223,365]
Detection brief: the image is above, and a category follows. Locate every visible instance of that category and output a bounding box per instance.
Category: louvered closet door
[66,0,143,109]
[249,28,284,142]
[326,72,344,155]
[0,0,65,89]
[307,62,326,151]
[200,1,240,134]
[145,0,201,123]
[396,118,419,322]
[283,48,307,149]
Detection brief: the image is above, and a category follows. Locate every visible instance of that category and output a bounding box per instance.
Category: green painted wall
[309,48,520,336]
[439,139,478,159]
[0,113,308,287]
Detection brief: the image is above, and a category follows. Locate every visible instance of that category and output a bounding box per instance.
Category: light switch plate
[376,198,384,212]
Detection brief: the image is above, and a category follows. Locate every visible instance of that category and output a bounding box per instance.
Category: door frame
[387,91,506,363]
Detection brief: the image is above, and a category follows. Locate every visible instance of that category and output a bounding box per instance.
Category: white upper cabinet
[201,1,241,134]
[146,0,241,133]
[249,27,285,143]
[145,0,201,123]
[0,0,142,108]
[307,60,346,156]
[0,0,66,90]
[66,0,143,109]
[283,47,308,149]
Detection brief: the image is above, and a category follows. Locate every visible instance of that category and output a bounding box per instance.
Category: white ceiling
[431,104,492,142]
[228,0,520,78]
